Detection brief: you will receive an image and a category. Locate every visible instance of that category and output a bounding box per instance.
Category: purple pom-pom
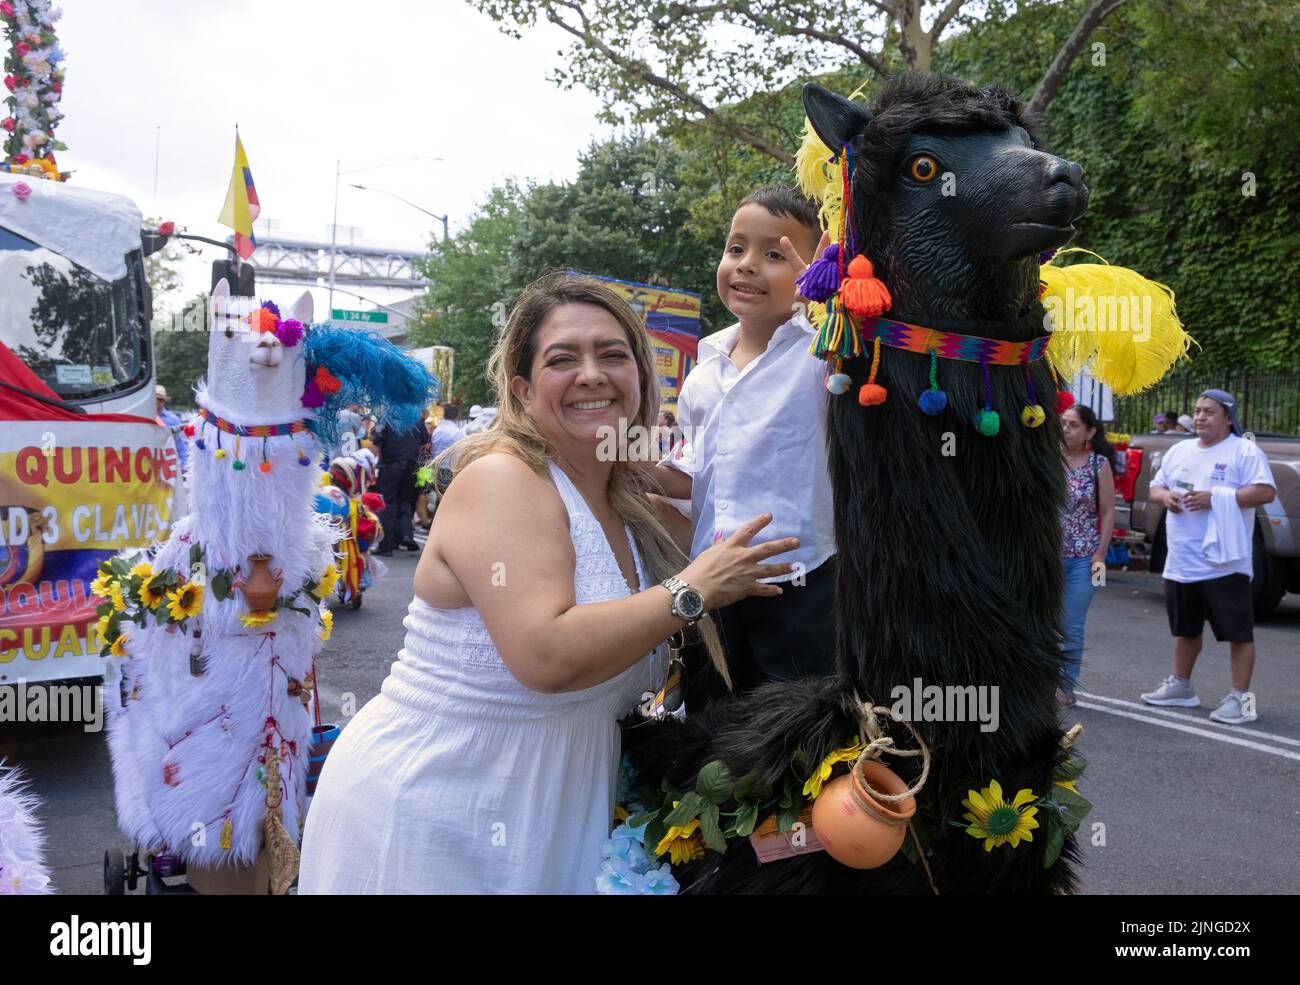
[796,243,842,303]
[1039,249,1057,265]
[261,300,281,317]
[275,318,303,348]
[301,378,324,409]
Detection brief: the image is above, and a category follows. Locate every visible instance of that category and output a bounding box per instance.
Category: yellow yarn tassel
[1042,249,1194,395]
[219,816,232,850]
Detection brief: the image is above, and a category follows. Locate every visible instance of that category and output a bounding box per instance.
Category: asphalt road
[4,548,1297,895]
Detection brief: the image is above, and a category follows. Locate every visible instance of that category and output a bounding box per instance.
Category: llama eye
[909,155,939,182]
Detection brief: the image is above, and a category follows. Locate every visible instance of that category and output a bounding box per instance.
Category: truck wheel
[1252,524,1287,620]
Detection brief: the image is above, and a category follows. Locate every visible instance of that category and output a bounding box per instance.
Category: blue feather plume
[302,325,440,448]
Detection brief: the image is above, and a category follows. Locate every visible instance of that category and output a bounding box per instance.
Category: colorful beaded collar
[858,317,1050,366]
[187,408,313,472]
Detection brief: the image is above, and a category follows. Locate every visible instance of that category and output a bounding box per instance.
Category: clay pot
[810,759,916,869]
[241,554,283,612]
[305,724,340,796]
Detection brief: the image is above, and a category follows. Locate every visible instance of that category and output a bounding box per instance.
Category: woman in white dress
[299,274,798,894]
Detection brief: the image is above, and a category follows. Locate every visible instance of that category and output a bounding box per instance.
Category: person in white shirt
[650,185,837,703]
[1141,389,1276,723]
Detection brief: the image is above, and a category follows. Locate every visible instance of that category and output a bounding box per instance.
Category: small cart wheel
[103,849,125,895]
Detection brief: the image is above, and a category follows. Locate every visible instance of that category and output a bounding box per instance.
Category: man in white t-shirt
[1140,389,1276,723]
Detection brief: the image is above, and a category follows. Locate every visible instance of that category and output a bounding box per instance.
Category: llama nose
[1047,157,1084,190]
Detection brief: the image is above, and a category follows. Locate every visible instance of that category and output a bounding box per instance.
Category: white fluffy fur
[0,760,54,894]
[106,285,340,869]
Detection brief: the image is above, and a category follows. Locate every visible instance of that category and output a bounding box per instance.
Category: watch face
[677,587,705,620]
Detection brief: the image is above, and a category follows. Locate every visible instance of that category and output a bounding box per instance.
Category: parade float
[614,74,1190,895]
[99,283,437,893]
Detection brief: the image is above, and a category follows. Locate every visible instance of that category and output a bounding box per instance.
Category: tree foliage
[152,292,210,410]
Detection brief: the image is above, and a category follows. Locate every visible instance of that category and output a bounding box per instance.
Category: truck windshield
[0,226,149,403]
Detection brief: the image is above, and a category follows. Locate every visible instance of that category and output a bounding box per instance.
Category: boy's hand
[780,230,833,280]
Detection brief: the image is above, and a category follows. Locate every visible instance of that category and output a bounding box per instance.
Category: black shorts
[1165,574,1254,643]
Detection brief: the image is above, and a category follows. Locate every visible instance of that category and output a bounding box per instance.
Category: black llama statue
[624,74,1096,894]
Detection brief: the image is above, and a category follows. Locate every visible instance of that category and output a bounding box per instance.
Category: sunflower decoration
[803,739,866,799]
[109,634,129,658]
[129,561,154,580]
[166,581,204,623]
[239,610,278,629]
[107,581,128,613]
[89,568,115,601]
[137,571,167,610]
[315,562,340,599]
[318,608,334,642]
[962,779,1039,851]
[654,806,706,865]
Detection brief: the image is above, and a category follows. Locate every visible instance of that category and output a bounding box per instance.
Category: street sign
[330,308,389,324]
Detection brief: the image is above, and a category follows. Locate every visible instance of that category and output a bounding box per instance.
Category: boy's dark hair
[737,184,821,249]
[443,403,460,420]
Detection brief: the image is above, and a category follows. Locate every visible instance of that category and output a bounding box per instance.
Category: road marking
[1074,699,1300,763]
[1077,690,1300,747]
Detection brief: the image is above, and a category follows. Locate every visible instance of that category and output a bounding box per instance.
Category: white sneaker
[1141,675,1200,707]
[1209,691,1258,724]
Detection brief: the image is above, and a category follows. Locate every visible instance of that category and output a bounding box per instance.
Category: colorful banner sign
[568,271,701,415]
[1,420,179,683]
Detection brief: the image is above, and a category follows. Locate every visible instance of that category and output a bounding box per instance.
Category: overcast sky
[57,0,613,310]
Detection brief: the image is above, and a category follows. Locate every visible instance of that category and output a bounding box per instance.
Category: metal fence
[1113,368,1300,437]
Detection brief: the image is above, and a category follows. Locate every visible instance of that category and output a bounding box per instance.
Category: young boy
[653,185,837,703]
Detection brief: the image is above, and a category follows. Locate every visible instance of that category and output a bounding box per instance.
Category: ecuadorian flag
[218,132,260,260]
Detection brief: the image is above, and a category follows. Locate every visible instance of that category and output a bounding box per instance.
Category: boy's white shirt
[663,311,835,583]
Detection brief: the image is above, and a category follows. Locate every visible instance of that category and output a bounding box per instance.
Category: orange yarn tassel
[840,255,892,318]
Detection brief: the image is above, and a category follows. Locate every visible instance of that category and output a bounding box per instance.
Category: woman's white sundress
[298,459,665,894]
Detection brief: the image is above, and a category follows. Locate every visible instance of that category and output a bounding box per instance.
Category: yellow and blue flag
[217,132,260,260]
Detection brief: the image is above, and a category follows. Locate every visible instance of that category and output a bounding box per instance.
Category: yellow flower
[802,740,866,799]
[108,582,127,613]
[138,572,167,610]
[129,561,154,580]
[316,563,340,599]
[89,569,114,600]
[93,613,113,647]
[318,608,334,642]
[166,581,204,622]
[109,634,129,657]
[613,804,629,823]
[962,779,1039,851]
[240,610,278,629]
[655,817,705,865]
[1054,778,1079,794]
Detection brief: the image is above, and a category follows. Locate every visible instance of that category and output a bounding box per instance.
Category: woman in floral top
[1058,405,1117,706]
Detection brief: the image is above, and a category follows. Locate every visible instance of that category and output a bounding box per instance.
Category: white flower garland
[2,0,67,167]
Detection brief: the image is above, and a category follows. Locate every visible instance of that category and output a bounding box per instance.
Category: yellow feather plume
[795,120,841,235]
[1042,249,1194,395]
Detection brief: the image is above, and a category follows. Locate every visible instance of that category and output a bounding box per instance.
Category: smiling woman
[298,273,798,894]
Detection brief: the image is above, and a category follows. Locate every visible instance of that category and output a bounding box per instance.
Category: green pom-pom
[231,460,247,471]
[973,409,1001,437]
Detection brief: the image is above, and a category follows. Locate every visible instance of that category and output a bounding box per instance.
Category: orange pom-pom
[258,461,272,473]
[247,308,279,333]
[840,254,892,318]
[314,365,343,396]
[858,383,888,406]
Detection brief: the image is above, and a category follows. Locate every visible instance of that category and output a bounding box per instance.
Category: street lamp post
[326,156,444,315]
[347,183,449,244]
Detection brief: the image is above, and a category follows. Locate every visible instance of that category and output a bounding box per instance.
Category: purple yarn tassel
[796,242,842,302]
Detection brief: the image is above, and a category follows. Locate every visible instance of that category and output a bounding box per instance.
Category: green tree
[407,182,527,407]
[142,216,186,316]
[471,0,1126,167]
[153,292,210,410]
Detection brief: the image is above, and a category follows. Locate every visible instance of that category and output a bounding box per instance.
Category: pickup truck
[1114,432,1300,617]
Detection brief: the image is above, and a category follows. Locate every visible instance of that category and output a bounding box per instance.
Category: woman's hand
[678,513,799,610]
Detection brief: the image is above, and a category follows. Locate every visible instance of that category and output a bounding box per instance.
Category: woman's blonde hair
[436,272,728,686]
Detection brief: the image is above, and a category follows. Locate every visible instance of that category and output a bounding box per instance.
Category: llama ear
[211,278,230,302]
[802,83,873,154]
[287,290,313,325]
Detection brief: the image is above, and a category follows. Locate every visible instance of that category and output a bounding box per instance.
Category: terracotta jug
[241,554,283,612]
[810,758,916,869]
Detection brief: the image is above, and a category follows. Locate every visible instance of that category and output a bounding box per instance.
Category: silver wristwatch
[662,576,705,625]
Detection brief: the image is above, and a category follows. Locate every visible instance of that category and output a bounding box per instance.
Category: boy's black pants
[684,555,839,709]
